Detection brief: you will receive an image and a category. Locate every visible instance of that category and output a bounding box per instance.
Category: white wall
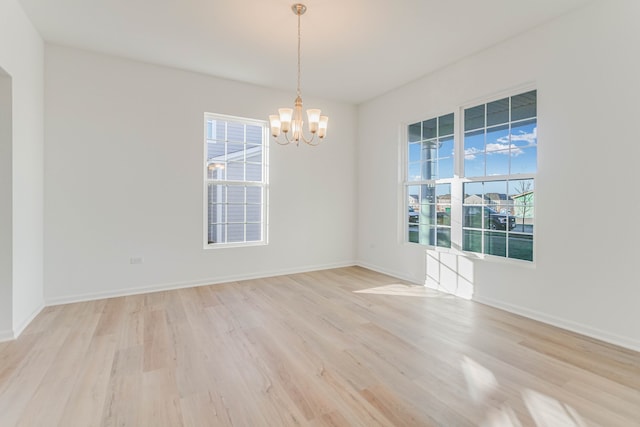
[44,45,357,303]
[357,0,640,351]
[0,69,12,340]
[0,0,44,340]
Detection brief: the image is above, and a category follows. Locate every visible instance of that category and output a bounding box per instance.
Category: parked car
[408,207,419,224]
[464,206,516,230]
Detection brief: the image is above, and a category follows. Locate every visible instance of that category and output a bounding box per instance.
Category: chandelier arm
[299,131,316,145]
[274,130,299,146]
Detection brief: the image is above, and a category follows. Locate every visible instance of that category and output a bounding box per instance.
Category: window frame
[461,89,536,262]
[203,112,269,249]
[403,112,455,248]
[402,86,537,263]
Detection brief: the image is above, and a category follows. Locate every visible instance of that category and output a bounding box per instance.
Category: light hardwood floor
[0,267,638,426]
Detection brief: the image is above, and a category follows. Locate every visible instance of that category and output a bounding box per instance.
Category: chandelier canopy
[269,4,328,146]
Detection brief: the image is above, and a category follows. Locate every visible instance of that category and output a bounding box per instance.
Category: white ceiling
[18,0,593,104]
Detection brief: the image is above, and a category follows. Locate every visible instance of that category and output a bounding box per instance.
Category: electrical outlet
[129,257,143,265]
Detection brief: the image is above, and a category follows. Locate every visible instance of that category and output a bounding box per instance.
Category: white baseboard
[46,261,357,306]
[0,329,14,342]
[355,260,422,285]
[474,295,640,353]
[0,303,45,342]
[13,303,45,337]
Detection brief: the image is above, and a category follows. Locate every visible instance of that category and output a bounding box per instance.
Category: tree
[514,181,533,231]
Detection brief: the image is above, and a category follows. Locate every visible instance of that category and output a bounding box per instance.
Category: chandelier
[269,4,328,146]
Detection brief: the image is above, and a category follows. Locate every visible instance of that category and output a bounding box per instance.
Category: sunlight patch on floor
[461,355,498,403]
[481,405,523,427]
[460,355,588,427]
[523,389,587,427]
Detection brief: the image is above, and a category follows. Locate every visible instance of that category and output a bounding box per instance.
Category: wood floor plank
[0,266,638,426]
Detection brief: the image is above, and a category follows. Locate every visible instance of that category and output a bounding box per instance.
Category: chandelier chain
[297,9,301,98]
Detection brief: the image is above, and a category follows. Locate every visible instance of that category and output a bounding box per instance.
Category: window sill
[204,241,267,250]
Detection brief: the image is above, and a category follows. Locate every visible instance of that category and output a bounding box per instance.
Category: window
[406,113,454,247]
[462,91,536,261]
[205,113,268,247]
[404,89,537,262]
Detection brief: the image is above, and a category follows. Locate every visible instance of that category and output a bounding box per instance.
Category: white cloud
[465,147,481,160]
[464,127,537,159]
[487,143,524,156]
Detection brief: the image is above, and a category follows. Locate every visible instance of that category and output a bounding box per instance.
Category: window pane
[465,105,485,131]
[487,97,509,126]
[246,186,261,204]
[419,225,437,246]
[208,224,225,244]
[486,125,509,152]
[437,208,451,226]
[246,204,262,222]
[508,234,533,261]
[408,224,418,243]
[226,162,244,180]
[246,163,262,181]
[209,205,225,224]
[207,141,225,159]
[439,113,454,136]
[485,231,506,257]
[208,184,226,202]
[408,122,421,142]
[246,147,263,164]
[420,160,437,181]
[463,182,484,202]
[246,224,262,242]
[421,140,438,160]
[510,179,534,233]
[439,136,454,158]
[227,224,244,242]
[464,130,485,177]
[207,162,226,180]
[408,142,421,163]
[420,184,436,204]
[227,186,244,203]
[484,180,507,196]
[227,205,244,223]
[227,142,244,158]
[511,90,537,121]
[246,125,262,144]
[437,228,451,248]
[436,183,451,198]
[419,204,436,225]
[227,122,245,142]
[486,150,509,176]
[408,186,420,209]
[510,147,537,174]
[407,163,421,181]
[422,118,437,140]
[463,206,483,228]
[211,120,226,140]
[463,229,482,252]
[510,119,537,148]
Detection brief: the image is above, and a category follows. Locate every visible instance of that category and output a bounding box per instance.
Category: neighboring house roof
[485,193,508,202]
[512,190,534,200]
